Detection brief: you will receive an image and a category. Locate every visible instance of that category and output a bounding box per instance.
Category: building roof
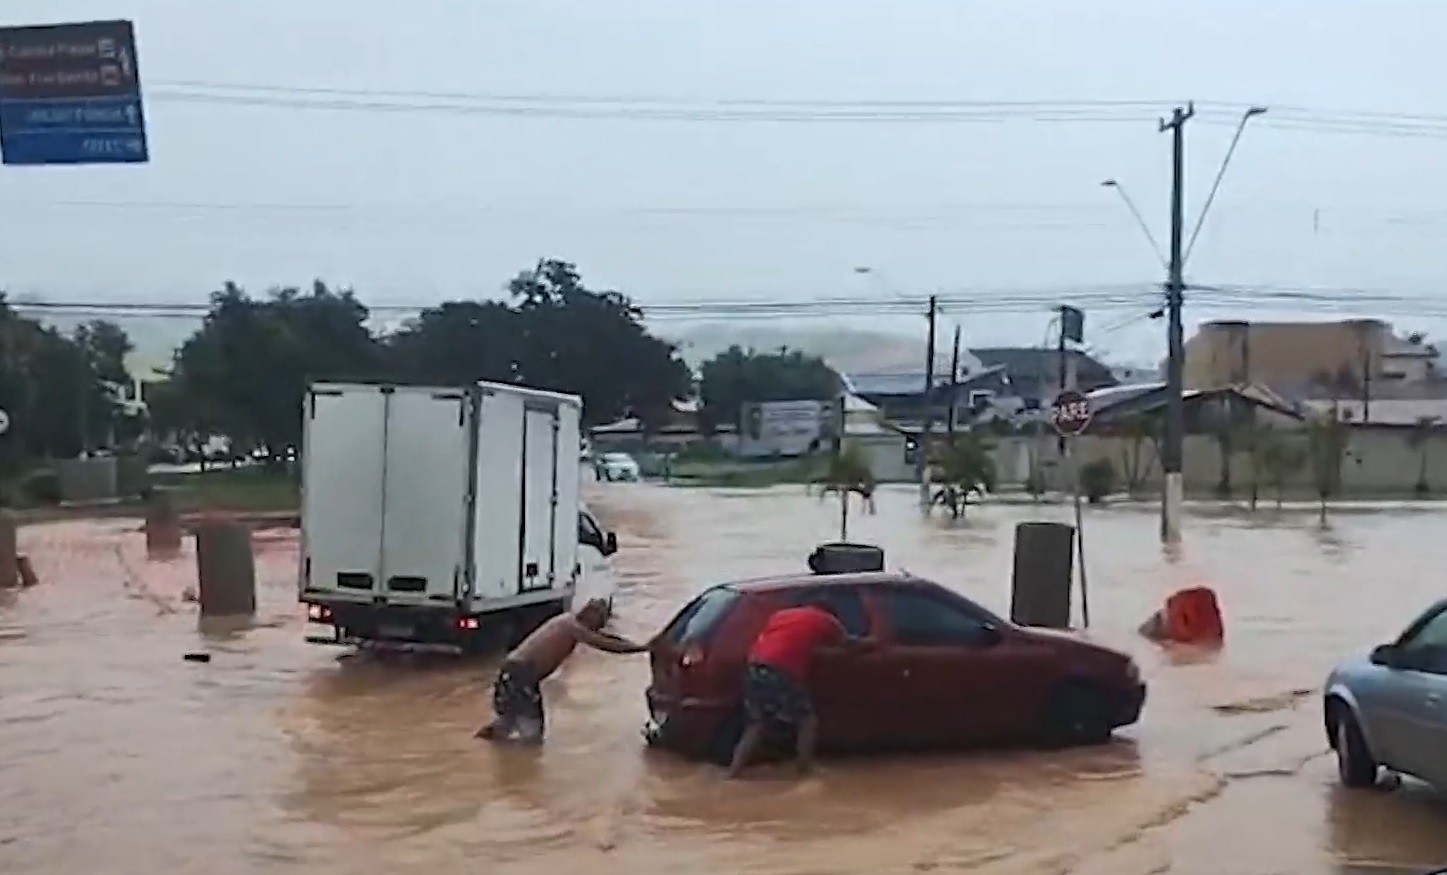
[970,347,1117,390]
[844,365,1008,398]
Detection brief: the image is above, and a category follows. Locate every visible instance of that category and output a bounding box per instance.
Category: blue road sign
[0,19,148,166]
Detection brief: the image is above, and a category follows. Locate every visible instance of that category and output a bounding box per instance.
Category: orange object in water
[1162,586,1224,644]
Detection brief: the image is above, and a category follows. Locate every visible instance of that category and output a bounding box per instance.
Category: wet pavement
[1,486,1446,874]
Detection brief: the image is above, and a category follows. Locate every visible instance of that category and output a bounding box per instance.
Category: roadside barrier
[1138,586,1224,645]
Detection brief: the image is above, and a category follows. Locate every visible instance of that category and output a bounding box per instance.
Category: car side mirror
[603,532,619,556]
[1370,644,1397,667]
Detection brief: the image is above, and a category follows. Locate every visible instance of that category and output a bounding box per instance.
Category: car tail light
[457,617,481,631]
[306,603,332,623]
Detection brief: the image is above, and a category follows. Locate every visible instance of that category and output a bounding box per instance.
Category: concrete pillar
[144,489,183,559]
[0,509,17,590]
[195,518,256,617]
[1009,521,1074,629]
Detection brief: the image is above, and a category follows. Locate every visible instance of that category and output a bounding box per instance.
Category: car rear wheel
[1331,706,1380,788]
[1042,680,1113,748]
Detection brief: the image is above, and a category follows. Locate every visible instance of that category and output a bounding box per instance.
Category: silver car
[1325,598,1447,791]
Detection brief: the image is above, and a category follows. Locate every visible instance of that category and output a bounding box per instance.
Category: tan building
[1181,319,1439,394]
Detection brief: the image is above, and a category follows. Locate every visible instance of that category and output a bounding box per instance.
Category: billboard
[736,400,828,459]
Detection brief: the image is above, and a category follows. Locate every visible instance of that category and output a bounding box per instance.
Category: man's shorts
[492,658,545,732]
[742,662,814,728]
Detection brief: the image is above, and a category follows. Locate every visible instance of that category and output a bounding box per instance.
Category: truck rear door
[378,387,472,605]
[520,404,561,594]
[301,386,387,603]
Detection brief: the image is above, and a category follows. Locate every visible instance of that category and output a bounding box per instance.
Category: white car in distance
[598,452,641,482]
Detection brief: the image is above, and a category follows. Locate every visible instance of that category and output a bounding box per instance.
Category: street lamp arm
[1101,180,1169,270]
[1183,106,1269,266]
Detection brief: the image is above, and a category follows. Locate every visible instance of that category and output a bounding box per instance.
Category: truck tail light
[457,617,481,631]
[306,603,332,623]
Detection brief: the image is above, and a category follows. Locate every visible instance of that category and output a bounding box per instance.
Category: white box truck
[297,380,620,653]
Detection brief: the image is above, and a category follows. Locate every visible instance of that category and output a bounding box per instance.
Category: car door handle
[901,669,911,678]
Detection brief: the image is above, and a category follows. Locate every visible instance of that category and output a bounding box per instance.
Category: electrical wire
[118,83,1447,140]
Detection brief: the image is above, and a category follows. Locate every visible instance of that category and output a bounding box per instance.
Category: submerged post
[144,489,182,559]
[0,509,18,590]
[194,518,256,617]
[1009,521,1074,629]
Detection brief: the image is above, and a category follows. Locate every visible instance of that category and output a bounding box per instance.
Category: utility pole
[946,325,962,437]
[917,295,938,507]
[1159,102,1194,546]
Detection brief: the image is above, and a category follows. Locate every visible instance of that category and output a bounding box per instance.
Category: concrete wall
[1032,427,1447,497]
[845,434,1034,486]
[57,457,119,504]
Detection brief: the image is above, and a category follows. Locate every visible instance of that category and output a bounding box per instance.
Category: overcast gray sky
[1,0,1444,363]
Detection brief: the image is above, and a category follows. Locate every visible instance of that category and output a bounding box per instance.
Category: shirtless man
[476,598,646,744]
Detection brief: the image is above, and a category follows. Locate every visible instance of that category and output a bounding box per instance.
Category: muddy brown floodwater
[2,486,1447,874]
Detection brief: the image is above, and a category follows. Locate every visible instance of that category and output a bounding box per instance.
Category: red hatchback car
[644,571,1146,764]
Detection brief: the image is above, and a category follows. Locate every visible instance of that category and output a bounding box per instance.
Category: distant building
[1181,319,1443,397]
[843,365,1014,427]
[968,347,1119,409]
[1111,364,1160,385]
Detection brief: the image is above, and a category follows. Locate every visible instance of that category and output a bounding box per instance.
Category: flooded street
[2,486,1446,874]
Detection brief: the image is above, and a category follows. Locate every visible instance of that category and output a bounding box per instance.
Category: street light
[1184,106,1269,261]
[1100,179,1168,268]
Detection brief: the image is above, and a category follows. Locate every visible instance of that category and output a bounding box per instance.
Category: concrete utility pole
[1159,102,1195,546]
[917,295,939,507]
[946,324,962,437]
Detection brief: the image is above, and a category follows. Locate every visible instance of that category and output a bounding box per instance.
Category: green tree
[0,298,124,460]
[698,345,840,432]
[171,281,382,460]
[390,260,691,427]
[928,432,997,519]
[387,300,524,386]
[1306,415,1349,524]
[72,319,135,448]
[813,442,876,540]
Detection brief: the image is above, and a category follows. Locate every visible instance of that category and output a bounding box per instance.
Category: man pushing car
[727,595,872,778]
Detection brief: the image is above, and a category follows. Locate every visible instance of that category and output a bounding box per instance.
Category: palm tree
[928,432,997,519]
[1407,415,1440,496]
[814,442,876,540]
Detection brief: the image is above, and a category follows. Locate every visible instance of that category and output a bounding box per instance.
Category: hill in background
[29,311,952,384]
[666,322,950,375]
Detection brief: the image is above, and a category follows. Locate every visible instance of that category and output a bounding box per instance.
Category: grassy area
[152,467,300,513]
[665,457,821,488]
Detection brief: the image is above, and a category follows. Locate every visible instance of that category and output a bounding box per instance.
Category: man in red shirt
[727,597,869,778]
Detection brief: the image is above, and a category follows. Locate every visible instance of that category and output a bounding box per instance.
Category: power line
[130,83,1447,139]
